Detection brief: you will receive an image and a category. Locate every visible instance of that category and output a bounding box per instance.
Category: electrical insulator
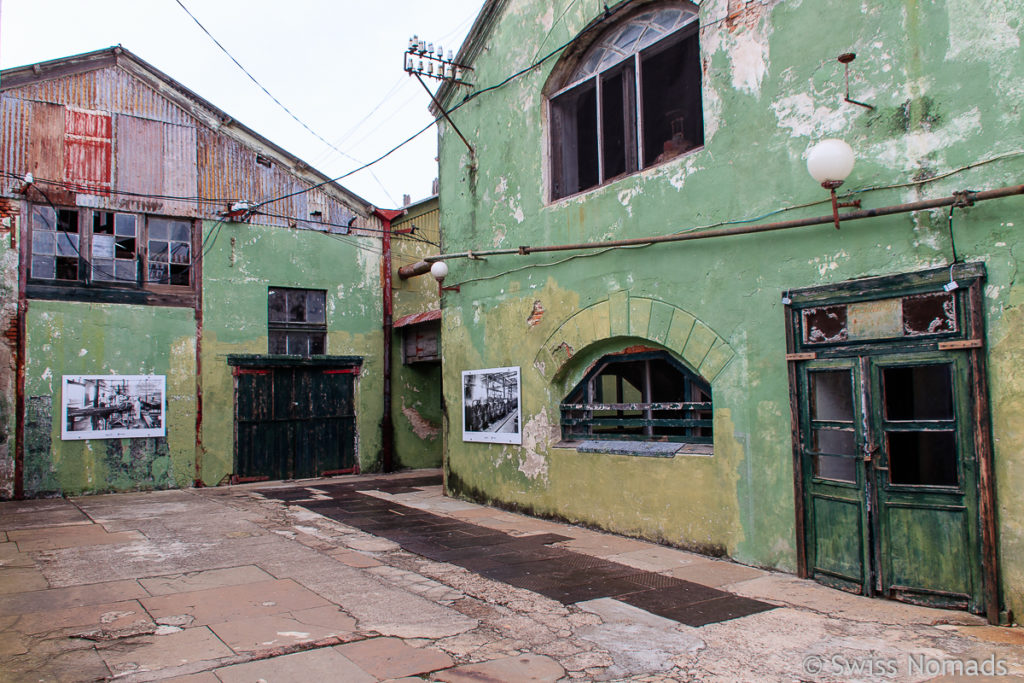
[427,62,434,75]
[427,42,434,54]
[447,50,454,61]
[418,59,424,72]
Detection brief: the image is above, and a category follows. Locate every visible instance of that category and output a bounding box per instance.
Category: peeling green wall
[437,0,1024,616]
[23,301,196,495]
[391,202,444,469]
[199,220,387,481]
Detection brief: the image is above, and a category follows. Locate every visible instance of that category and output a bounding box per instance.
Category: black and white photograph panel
[62,375,166,440]
[462,366,522,444]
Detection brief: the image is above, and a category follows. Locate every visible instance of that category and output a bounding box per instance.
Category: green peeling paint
[436,0,1024,618]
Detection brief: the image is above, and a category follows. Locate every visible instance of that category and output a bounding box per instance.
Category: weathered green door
[797,352,983,611]
[235,366,356,480]
[869,354,981,610]
[799,359,870,594]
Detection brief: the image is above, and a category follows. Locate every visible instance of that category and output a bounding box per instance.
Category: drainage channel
[257,475,774,627]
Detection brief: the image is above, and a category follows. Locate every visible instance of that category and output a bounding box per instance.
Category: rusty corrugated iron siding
[2,57,372,230]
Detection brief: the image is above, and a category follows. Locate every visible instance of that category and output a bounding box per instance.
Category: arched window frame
[547,2,704,201]
[560,350,712,444]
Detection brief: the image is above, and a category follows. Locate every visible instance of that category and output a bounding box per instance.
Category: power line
[255,1,633,210]
[171,0,399,206]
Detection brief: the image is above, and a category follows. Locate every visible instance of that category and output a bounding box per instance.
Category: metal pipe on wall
[398,183,1024,280]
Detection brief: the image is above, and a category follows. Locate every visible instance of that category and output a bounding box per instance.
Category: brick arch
[533,291,735,383]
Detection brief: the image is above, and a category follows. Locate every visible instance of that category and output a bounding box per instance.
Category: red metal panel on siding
[64,109,111,192]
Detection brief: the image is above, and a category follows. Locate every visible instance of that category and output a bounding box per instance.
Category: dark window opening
[549,4,702,200]
[561,351,711,443]
[882,363,959,487]
[269,287,327,356]
[642,31,703,167]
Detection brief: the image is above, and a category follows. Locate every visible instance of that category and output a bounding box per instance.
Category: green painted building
[0,47,441,499]
[423,0,1024,622]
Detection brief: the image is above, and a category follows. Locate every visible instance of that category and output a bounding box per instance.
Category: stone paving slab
[0,566,48,593]
[12,598,152,635]
[667,558,767,587]
[209,605,359,652]
[334,636,455,679]
[8,524,146,551]
[0,499,92,531]
[99,625,234,677]
[213,646,376,683]
[141,578,332,627]
[0,578,148,615]
[139,565,276,596]
[328,548,384,567]
[0,541,35,568]
[434,653,565,682]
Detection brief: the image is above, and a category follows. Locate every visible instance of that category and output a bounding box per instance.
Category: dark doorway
[231,358,360,480]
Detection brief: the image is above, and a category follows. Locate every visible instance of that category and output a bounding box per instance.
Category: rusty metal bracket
[952,190,977,208]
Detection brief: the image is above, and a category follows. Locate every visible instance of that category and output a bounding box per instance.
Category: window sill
[546,145,705,206]
[556,440,713,458]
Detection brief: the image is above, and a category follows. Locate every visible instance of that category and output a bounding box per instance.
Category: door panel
[235,367,356,480]
[870,354,980,610]
[797,351,983,612]
[812,495,864,584]
[800,360,868,593]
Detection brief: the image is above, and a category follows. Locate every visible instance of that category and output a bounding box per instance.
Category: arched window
[561,351,712,443]
[548,3,703,200]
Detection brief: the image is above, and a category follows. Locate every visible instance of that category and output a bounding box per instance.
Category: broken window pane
[268,288,287,322]
[902,292,956,336]
[802,305,849,344]
[883,364,954,421]
[887,430,958,486]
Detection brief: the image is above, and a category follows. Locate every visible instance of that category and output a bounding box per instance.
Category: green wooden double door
[235,366,357,480]
[796,351,984,611]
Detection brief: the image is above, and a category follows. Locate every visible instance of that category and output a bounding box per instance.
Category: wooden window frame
[548,3,703,201]
[25,203,198,307]
[268,287,328,357]
[560,350,712,444]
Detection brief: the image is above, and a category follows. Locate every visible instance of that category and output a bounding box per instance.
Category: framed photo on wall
[462,367,522,444]
[61,375,166,441]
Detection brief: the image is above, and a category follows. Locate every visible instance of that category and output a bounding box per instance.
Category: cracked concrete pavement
[1,469,1022,682]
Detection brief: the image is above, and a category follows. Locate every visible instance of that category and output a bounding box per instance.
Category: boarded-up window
[402,322,441,364]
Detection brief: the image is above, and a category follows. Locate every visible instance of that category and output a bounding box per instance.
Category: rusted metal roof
[1,46,376,226]
[394,309,441,328]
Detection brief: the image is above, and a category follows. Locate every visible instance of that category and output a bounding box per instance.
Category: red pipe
[374,208,404,474]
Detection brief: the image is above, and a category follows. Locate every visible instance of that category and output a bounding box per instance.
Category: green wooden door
[799,359,870,594]
[235,367,356,480]
[869,354,982,611]
[798,352,983,610]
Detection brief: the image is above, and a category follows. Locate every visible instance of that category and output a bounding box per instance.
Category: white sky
[0,0,486,208]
